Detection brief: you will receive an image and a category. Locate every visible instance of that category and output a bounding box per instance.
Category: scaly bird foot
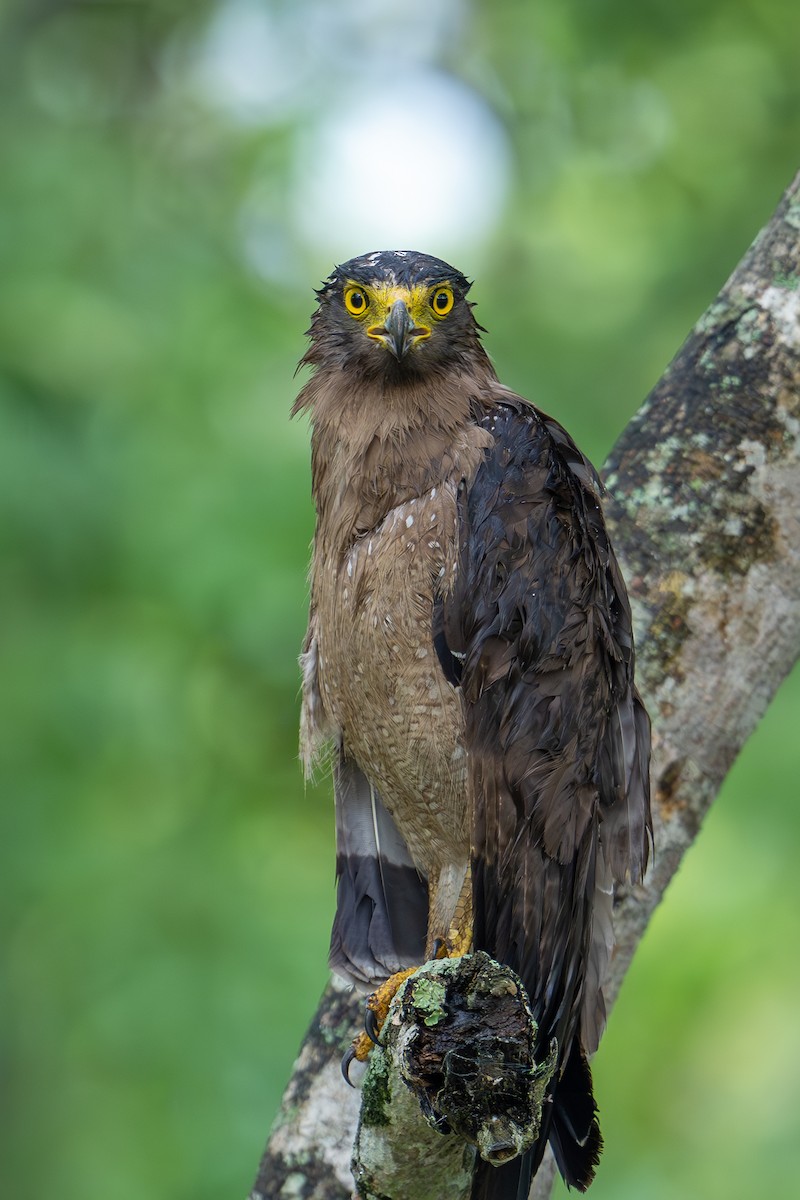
[341,966,417,1085]
[444,923,472,959]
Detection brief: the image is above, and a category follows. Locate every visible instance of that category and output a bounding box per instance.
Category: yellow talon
[366,966,417,1040]
[350,1029,377,1064]
[343,966,418,1077]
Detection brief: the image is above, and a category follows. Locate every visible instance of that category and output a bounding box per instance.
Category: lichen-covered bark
[602,170,800,1008]
[250,978,362,1200]
[253,169,800,1200]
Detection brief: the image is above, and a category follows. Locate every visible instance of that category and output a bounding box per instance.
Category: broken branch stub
[354,952,556,1200]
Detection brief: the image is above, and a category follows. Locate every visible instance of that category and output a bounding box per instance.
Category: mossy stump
[353,952,556,1200]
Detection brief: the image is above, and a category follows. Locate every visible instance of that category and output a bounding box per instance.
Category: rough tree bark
[252,170,800,1200]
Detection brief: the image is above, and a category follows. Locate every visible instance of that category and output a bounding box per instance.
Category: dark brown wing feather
[441,398,651,1199]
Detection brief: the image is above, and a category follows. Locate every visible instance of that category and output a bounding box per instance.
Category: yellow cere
[343,281,455,336]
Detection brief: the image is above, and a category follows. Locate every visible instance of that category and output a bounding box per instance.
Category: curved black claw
[365,1005,384,1047]
[341,1044,358,1087]
[432,937,446,960]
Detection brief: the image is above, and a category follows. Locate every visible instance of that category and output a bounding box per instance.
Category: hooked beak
[368,299,428,360]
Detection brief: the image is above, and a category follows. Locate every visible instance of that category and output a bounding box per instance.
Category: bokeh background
[2,2,799,1198]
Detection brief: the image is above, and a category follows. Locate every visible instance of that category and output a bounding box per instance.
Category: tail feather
[548,1041,602,1192]
[329,754,428,987]
[470,1154,531,1200]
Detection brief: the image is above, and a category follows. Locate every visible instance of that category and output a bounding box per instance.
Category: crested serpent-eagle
[293,250,651,1199]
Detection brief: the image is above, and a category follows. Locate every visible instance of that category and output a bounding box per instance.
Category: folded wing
[440,398,651,1198]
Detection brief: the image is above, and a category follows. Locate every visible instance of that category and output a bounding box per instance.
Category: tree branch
[251,169,800,1200]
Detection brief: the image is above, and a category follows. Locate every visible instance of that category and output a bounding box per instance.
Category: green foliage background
[2,2,799,1198]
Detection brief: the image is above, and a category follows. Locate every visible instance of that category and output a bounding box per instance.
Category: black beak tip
[384,299,415,360]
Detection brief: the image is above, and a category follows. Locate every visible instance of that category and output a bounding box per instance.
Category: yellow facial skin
[343,281,455,347]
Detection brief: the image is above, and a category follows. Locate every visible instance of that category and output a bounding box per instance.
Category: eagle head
[301,249,486,381]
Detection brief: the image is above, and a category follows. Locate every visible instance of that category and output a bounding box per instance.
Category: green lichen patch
[279,1171,308,1198]
[361,1047,392,1129]
[694,297,744,336]
[732,304,771,360]
[407,974,448,1027]
[318,1017,358,1051]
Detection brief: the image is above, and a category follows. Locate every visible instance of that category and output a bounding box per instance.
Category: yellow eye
[431,286,454,316]
[344,286,368,316]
